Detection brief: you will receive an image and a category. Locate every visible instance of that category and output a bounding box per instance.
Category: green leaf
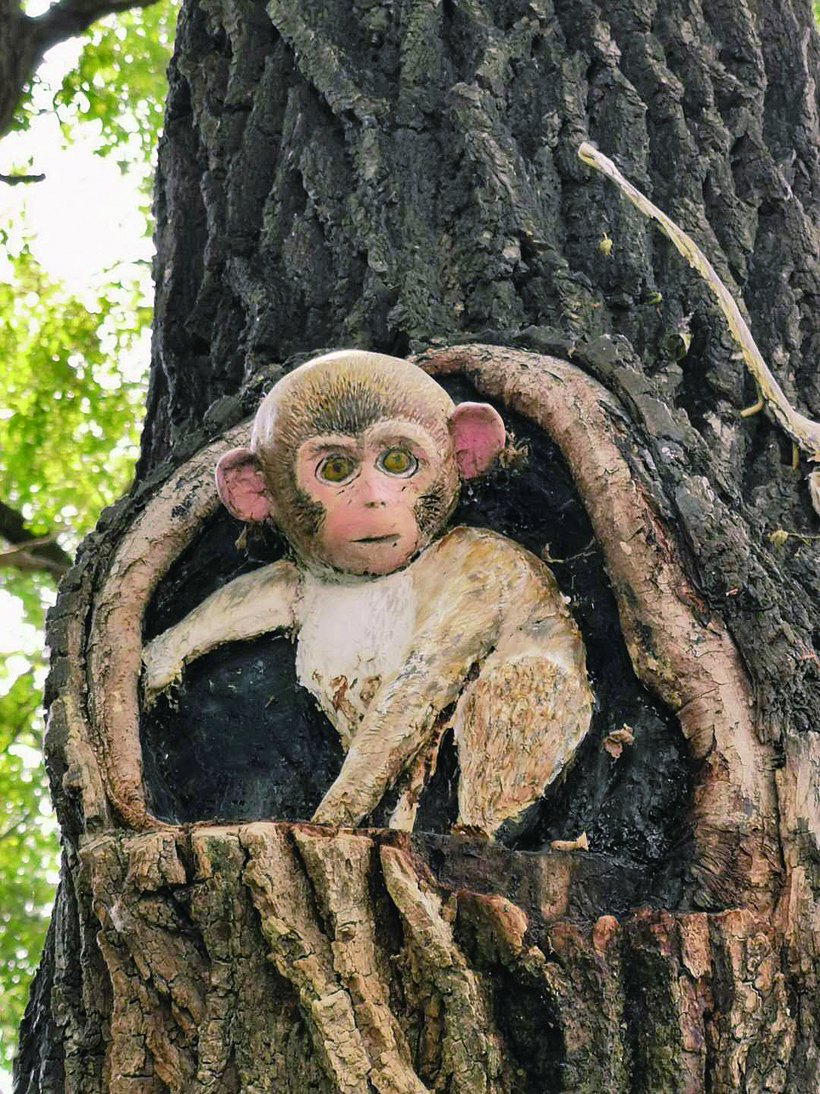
[0,240,148,556]
[54,3,178,169]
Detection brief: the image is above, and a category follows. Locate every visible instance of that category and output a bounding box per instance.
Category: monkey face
[216,351,507,574]
[293,419,457,575]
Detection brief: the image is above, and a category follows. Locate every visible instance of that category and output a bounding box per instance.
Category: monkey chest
[294,571,418,749]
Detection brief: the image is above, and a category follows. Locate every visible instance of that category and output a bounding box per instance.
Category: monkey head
[215,350,505,576]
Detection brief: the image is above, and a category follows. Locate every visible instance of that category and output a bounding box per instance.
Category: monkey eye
[377,447,418,476]
[317,454,357,483]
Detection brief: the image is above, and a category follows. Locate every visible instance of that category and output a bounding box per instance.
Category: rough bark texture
[44,824,798,1093]
[16,0,820,1091]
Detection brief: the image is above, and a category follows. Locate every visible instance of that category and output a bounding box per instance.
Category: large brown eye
[318,454,356,483]
[378,447,418,476]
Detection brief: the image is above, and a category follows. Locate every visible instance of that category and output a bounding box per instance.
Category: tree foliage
[0,669,55,1063]
[0,0,164,142]
[0,0,175,1067]
[0,242,149,1063]
[1,240,148,549]
[54,3,175,167]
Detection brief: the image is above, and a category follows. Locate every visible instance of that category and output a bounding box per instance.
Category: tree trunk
[16,1,820,1091]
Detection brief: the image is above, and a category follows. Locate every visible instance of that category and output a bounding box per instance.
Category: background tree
[0,0,165,144]
[14,0,820,1090]
[0,1,174,1067]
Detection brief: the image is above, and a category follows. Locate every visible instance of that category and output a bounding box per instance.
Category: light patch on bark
[550,832,589,852]
[774,731,820,1009]
[603,725,634,759]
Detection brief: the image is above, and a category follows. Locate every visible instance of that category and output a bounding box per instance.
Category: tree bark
[16,0,820,1091]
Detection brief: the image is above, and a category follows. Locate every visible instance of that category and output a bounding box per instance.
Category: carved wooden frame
[57,345,779,911]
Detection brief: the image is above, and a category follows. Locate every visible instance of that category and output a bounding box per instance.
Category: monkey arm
[311,604,503,828]
[312,528,593,831]
[141,559,299,704]
[452,553,593,838]
[454,615,594,838]
[311,528,522,827]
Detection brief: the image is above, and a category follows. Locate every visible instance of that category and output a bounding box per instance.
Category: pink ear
[448,402,506,479]
[215,447,274,522]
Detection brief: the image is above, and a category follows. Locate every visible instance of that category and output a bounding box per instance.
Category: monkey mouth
[354,534,399,544]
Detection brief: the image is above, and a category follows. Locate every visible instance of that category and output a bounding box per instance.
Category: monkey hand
[311,701,441,828]
[141,634,185,706]
[311,669,467,829]
[311,789,364,828]
[138,560,299,708]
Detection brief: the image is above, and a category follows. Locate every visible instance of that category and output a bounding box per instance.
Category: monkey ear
[215,447,275,522]
[448,402,506,479]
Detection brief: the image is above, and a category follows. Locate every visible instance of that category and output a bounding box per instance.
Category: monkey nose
[359,470,391,506]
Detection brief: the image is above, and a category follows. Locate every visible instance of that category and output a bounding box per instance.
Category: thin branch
[0,0,162,138]
[578,142,820,466]
[0,544,70,576]
[30,0,161,53]
[0,172,45,185]
[0,500,72,575]
[0,534,57,554]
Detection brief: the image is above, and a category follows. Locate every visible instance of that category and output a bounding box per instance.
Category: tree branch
[0,172,45,185]
[0,0,162,139]
[0,500,72,576]
[578,141,820,466]
[30,0,161,54]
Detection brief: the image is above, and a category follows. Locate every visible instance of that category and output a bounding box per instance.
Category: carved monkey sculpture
[142,350,594,838]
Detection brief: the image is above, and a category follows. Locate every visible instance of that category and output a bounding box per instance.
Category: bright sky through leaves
[0,10,170,1077]
[0,43,154,294]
